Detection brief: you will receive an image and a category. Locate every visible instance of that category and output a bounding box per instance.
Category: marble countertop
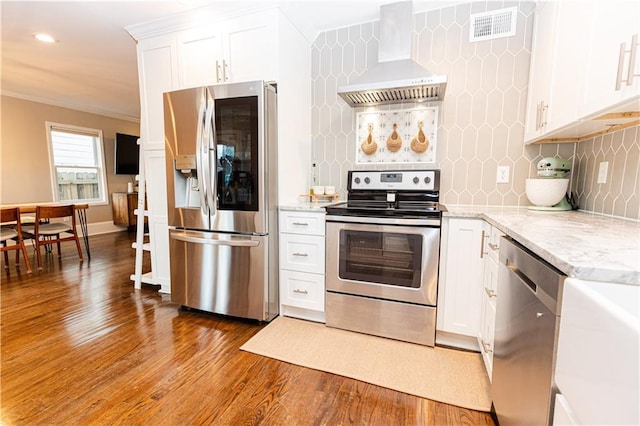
[444,206,640,285]
[279,201,338,212]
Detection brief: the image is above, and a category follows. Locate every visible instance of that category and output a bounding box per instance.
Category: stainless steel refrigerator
[163,80,278,321]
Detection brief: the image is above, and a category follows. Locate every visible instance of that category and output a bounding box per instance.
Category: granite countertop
[444,206,640,285]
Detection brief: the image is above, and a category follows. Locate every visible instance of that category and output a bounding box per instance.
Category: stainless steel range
[325,169,445,346]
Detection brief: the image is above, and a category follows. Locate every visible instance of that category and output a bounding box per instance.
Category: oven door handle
[326,214,440,227]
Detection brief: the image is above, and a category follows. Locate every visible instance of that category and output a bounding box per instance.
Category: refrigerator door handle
[195,95,208,213]
[202,97,216,216]
[170,232,260,247]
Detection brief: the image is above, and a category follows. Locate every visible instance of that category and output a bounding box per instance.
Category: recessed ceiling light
[33,33,57,43]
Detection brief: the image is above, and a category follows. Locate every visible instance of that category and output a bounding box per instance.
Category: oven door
[326,220,440,306]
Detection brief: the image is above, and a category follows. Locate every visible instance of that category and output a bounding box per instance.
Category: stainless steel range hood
[338,1,447,107]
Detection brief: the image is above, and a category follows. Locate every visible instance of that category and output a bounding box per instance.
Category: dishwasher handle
[500,236,565,314]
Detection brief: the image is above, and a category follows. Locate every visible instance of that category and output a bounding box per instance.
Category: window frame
[45,121,109,205]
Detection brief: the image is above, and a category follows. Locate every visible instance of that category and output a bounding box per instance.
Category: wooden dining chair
[22,205,83,270]
[1,207,32,274]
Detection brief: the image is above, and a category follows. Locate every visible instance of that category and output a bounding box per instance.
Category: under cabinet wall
[572,124,640,220]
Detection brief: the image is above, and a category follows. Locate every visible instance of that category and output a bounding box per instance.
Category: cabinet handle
[540,102,548,129]
[480,230,488,259]
[216,60,222,83]
[293,289,308,295]
[627,34,638,86]
[616,40,627,90]
[483,341,493,354]
[292,252,308,257]
[292,222,309,226]
[535,102,542,131]
[488,242,499,251]
[222,59,229,81]
[485,288,497,298]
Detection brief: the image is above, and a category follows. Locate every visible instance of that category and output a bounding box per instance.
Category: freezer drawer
[169,229,277,321]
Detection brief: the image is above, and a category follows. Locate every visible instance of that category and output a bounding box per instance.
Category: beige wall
[0,95,140,224]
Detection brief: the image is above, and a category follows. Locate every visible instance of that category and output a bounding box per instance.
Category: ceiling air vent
[470,7,517,42]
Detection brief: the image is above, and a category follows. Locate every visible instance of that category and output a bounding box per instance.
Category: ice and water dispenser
[173,154,201,208]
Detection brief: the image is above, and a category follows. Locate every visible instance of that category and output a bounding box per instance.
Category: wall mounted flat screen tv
[115,133,140,175]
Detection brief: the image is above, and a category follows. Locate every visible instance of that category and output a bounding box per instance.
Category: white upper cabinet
[523,2,558,141]
[524,1,640,144]
[544,3,591,134]
[137,36,179,149]
[177,27,225,88]
[582,1,640,116]
[176,10,277,89]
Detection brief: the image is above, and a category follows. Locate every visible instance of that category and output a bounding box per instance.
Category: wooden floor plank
[1,232,495,425]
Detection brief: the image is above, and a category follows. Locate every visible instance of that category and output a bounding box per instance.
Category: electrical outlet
[496,166,510,183]
[597,161,608,184]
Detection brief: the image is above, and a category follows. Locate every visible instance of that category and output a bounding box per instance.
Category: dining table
[0,202,91,259]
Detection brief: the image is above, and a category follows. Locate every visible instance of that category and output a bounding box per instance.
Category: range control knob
[364,177,371,184]
[424,177,431,184]
[413,177,420,184]
[354,177,361,184]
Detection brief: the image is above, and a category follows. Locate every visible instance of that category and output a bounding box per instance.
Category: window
[46,122,108,204]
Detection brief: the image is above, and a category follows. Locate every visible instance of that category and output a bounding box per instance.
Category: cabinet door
[224,20,277,83]
[524,2,557,142]
[138,36,178,149]
[112,193,129,226]
[582,1,640,116]
[440,218,484,337]
[177,28,224,88]
[127,193,139,225]
[544,2,591,134]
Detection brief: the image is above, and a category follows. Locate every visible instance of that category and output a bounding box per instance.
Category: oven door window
[338,230,422,288]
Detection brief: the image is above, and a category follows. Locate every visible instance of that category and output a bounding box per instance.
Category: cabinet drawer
[280,270,325,312]
[279,211,325,236]
[479,298,496,380]
[279,233,325,274]
[488,226,505,261]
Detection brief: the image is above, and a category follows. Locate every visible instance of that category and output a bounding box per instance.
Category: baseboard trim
[78,221,128,237]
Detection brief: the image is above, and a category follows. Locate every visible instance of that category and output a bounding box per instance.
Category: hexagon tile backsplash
[310,1,639,221]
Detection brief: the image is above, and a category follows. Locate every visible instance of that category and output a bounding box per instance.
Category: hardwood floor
[1,232,495,425]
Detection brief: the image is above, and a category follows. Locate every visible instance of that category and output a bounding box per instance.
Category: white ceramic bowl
[525,178,569,207]
[312,185,325,195]
[324,186,336,195]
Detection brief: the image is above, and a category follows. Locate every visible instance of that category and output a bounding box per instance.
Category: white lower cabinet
[279,210,326,323]
[437,216,503,378]
[477,222,503,380]
[437,218,485,349]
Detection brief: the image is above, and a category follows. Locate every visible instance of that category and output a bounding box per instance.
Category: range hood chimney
[338,1,447,107]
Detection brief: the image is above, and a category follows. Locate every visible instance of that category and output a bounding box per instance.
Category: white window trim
[45,121,109,205]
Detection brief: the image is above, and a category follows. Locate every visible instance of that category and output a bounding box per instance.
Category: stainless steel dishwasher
[492,237,565,426]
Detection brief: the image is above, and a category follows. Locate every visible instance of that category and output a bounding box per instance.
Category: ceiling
[1,0,457,122]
